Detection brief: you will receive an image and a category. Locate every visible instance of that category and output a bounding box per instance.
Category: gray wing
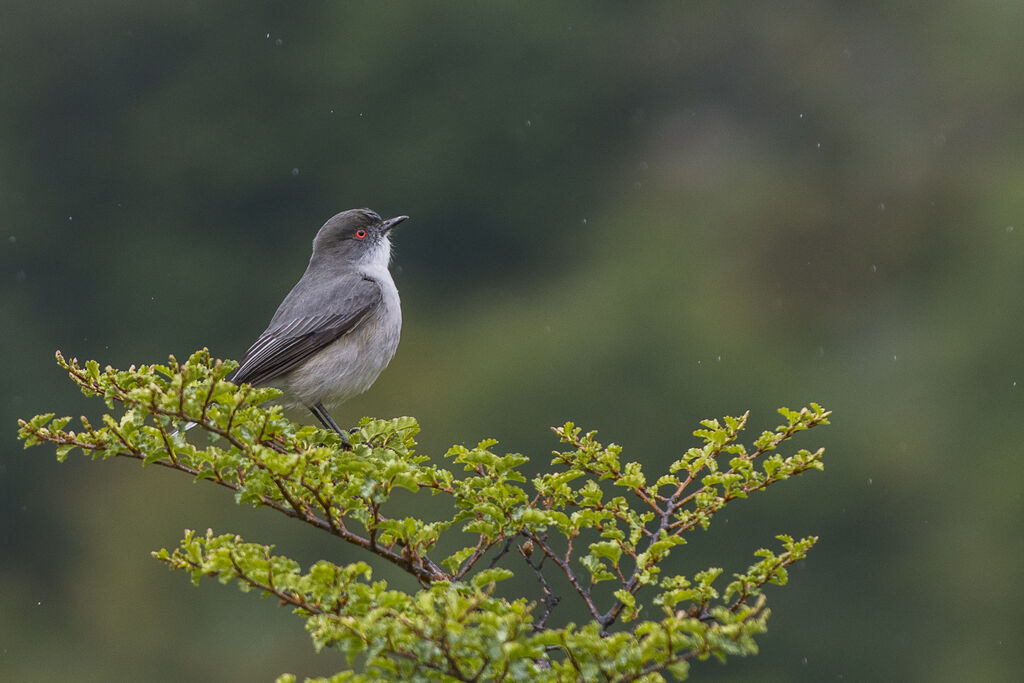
[231,276,382,387]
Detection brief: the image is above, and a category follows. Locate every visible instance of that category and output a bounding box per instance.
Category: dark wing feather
[232,277,381,387]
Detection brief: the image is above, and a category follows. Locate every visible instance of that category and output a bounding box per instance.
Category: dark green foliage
[19,350,828,681]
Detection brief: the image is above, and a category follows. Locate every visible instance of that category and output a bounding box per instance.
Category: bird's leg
[309,402,351,449]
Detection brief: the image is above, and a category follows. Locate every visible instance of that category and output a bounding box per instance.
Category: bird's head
[311,208,408,270]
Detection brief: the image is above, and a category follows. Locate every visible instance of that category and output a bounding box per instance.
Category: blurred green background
[3,2,1021,681]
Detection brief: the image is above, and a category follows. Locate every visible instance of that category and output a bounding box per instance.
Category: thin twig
[522,547,560,631]
[523,530,601,623]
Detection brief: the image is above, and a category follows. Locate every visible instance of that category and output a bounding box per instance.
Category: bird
[230,208,407,446]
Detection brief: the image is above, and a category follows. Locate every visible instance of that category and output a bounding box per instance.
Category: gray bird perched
[231,208,407,446]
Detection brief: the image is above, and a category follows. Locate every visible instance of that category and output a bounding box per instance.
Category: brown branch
[523,530,601,624]
[521,542,560,631]
[302,479,342,536]
[53,364,454,583]
[168,551,324,615]
[29,427,447,583]
[452,536,492,581]
[487,538,514,570]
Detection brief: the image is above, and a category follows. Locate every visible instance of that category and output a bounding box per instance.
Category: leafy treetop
[19,349,828,682]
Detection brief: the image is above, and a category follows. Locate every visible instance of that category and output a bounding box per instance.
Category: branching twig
[523,530,602,623]
[487,538,514,571]
[28,426,447,583]
[521,541,560,631]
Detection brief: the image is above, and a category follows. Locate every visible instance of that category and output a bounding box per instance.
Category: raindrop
[892,355,897,361]
[867,478,872,486]
[67,216,73,221]
[265,33,270,39]
[816,142,821,149]
[525,119,532,127]
[275,38,283,47]
[8,235,15,243]
[870,264,877,273]
[878,202,886,211]
[581,218,588,225]
[716,355,721,362]
[1012,380,1017,388]
[291,168,300,176]
[1006,225,1015,233]
[798,113,804,119]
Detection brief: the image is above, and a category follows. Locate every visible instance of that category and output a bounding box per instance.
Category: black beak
[381,215,409,233]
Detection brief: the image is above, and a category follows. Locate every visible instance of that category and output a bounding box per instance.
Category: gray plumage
[232,208,406,439]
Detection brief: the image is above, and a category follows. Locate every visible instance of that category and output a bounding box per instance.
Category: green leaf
[470,567,514,588]
[588,540,622,566]
[615,461,646,489]
[442,546,477,574]
[613,589,638,622]
[579,554,616,583]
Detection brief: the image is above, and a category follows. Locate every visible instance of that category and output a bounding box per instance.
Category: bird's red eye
[354,229,367,240]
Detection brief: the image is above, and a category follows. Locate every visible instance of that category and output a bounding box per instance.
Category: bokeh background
[3,2,1021,681]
